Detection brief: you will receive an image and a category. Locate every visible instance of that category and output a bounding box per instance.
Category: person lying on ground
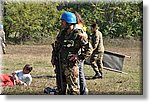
[0,64,33,86]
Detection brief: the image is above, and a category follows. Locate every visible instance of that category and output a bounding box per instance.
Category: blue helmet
[60,12,76,24]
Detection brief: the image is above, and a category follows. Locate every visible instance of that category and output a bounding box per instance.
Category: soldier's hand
[68,54,78,61]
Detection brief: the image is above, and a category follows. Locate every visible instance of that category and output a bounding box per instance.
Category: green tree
[3,1,143,44]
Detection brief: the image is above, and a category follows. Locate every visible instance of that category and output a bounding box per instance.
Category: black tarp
[85,50,128,73]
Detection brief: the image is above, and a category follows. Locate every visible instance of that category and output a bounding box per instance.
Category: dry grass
[1,39,142,95]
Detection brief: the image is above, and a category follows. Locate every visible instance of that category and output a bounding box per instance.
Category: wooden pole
[103,67,128,74]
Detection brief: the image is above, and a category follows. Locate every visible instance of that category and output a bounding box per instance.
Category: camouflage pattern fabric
[90,52,104,73]
[52,28,92,95]
[0,31,6,54]
[89,30,104,74]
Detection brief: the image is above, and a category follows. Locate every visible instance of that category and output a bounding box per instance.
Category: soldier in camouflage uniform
[89,23,104,79]
[0,24,6,54]
[51,12,92,95]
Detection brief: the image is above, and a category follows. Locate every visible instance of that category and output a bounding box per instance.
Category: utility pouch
[63,40,74,48]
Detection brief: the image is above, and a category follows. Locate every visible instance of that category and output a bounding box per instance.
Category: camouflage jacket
[89,30,104,53]
[52,28,93,64]
[0,30,6,44]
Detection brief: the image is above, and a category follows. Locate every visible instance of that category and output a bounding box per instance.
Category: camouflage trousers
[90,51,104,74]
[60,62,80,95]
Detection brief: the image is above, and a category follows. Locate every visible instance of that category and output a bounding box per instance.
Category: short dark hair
[23,64,33,72]
[91,23,98,29]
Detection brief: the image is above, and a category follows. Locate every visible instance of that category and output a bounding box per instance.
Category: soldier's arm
[78,31,93,60]
[92,32,100,51]
[3,32,6,44]
[1,31,6,45]
[99,31,103,45]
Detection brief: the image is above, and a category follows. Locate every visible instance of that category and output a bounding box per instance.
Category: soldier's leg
[2,48,6,54]
[90,53,102,79]
[90,53,99,73]
[97,52,104,76]
[65,63,79,95]
[2,43,6,54]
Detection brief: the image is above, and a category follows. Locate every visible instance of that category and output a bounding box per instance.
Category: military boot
[99,71,103,79]
[92,72,102,79]
[3,48,6,54]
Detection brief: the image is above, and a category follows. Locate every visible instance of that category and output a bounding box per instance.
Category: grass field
[0,39,142,95]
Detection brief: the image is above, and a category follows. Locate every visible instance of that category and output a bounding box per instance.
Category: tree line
[2,1,143,44]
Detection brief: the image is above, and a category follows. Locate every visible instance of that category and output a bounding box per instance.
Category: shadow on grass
[32,75,96,80]
[32,75,56,79]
